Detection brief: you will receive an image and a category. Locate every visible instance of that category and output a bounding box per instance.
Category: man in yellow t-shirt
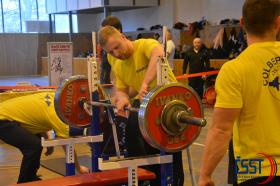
[0,91,88,183]
[199,0,280,186]
[98,26,183,186]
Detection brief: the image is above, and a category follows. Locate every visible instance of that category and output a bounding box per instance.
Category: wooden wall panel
[0,33,92,76]
[210,59,228,69]
[0,34,38,76]
[173,59,184,76]
[41,57,101,77]
[73,58,88,76]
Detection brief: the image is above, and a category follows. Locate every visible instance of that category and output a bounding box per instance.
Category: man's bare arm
[113,88,131,117]
[139,45,164,99]
[199,107,240,186]
[41,131,54,156]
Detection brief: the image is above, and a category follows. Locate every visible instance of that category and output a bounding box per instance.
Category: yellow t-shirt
[215,42,280,183]
[0,91,69,138]
[108,39,177,92]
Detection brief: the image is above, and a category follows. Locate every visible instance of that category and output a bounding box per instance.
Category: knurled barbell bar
[79,99,206,129]
[54,75,207,152]
[89,101,205,127]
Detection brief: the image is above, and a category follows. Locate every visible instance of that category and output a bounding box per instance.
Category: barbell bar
[82,100,206,128]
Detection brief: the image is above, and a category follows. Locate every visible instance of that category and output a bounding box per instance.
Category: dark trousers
[189,77,204,99]
[239,176,280,186]
[228,139,238,185]
[0,120,42,183]
[126,100,184,186]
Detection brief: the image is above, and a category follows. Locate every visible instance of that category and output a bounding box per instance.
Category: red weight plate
[204,86,216,105]
[139,83,203,152]
[54,75,91,128]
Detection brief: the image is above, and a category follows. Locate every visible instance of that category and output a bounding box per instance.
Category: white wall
[109,0,244,31]
[175,0,205,23]
[204,0,244,24]
[0,34,38,76]
[175,0,244,25]
[76,0,245,33]
[112,0,174,32]
[76,0,173,33]
[77,13,104,33]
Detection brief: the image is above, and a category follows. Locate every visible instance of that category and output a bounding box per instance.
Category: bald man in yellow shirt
[98,26,184,186]
[0,91,89,183]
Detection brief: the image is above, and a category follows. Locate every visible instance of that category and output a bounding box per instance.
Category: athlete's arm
[41,131,54,156]
[114,88,131,117]
[139,45,164,99]
[198,107,240,186]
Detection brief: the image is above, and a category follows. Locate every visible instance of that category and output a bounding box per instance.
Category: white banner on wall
[48,42,73,86]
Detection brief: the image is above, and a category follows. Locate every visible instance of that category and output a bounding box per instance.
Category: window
[72,14,78,33]
[2,0,20,32]
[0,0,78,33]
[54,14,69,33]
[0,1,3,32]
[20,0,37,32]
[38,0,48,21]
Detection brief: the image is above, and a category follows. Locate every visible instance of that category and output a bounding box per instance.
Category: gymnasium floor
[0,76,231,186]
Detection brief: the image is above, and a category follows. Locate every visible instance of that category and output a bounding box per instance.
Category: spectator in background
[100,16,123,84]
[166,29,176,71]
[183,38,210,98]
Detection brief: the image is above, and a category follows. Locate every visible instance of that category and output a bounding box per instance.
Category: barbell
[54,75,207,152]
[84,100,205,127]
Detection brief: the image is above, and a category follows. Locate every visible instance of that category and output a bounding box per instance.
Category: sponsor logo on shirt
[235,153,278,184]
[136,64,148,73]
[45,94,51,107]
[262,57,280,100]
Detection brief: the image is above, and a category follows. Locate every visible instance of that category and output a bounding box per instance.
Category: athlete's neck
[126,40,134,56]
[247,33,277,46]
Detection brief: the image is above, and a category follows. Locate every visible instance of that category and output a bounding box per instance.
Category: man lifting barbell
[52,27,206,185]
[0,91,89,183]
[98,25,183,186]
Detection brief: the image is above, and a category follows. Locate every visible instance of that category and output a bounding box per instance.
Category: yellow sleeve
[50,115,70,138]
[107,54,128,90]
[142,39,161,59]
[140,39,176,83]
[214,61,243,108]
[115,74,128,90]
[53,124,69,138]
